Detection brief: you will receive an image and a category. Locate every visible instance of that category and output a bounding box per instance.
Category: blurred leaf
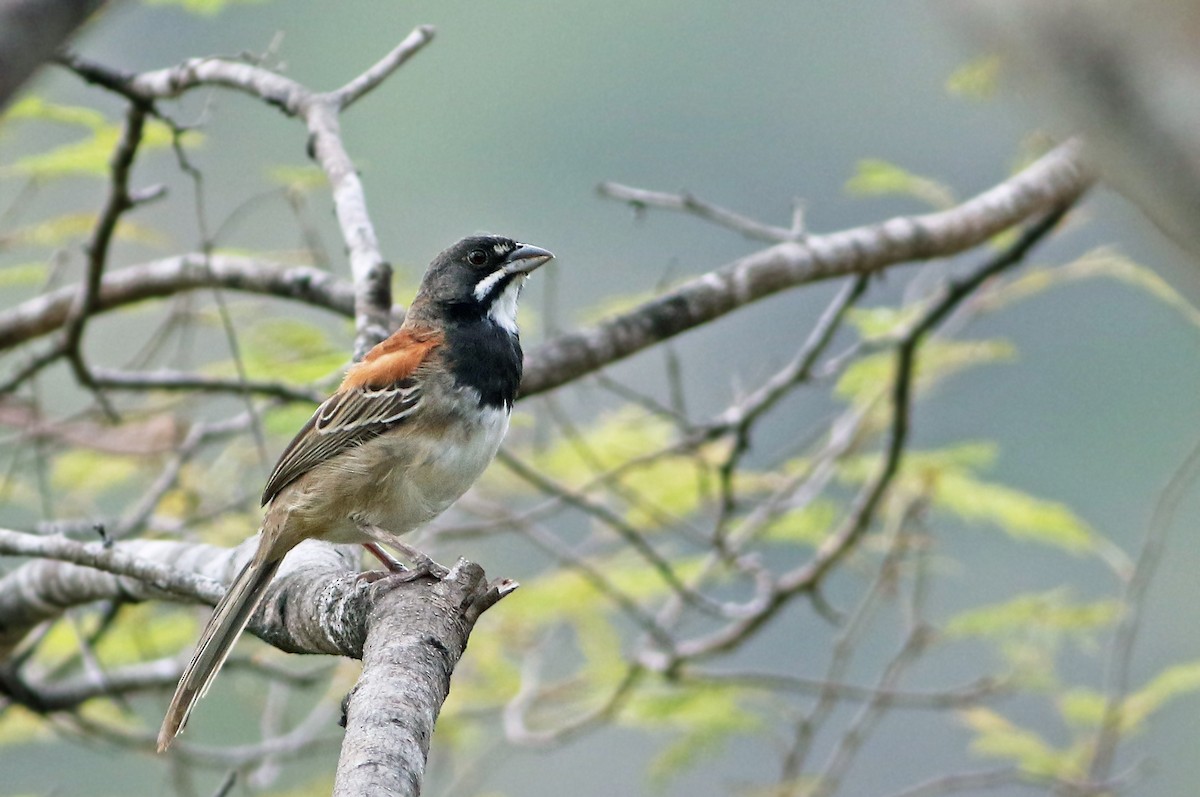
[4,111,189,179]
[983,248,1200,331]
[934,470,1097,553]
[0,262,45,287]
[946,55,1002,100]
[1058,687,1107,729]
[521,554,706,627]
[760,499,838,546]
[265,403,320,441]
[240,317,346,383]
[266,164,328,193]
[51,449,140,498]
[3,96,107,130]
[624,686,758,789]
[78,697,142,733]
[521,407,673,490]
[836,339,1015,408]
[142,0,269,15]
[846,159,956,210]
[1125,661,1200,720]
[959,706,1074,777]
[577,288,659,326]
[947,589,1119,641]
[95,604,200,665]
[1063,661,1200,735]
[5,213,168,249]
[0,705,50,746]
[844,305,924,340]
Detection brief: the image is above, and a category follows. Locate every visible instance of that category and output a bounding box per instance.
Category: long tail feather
[157,555,282,751]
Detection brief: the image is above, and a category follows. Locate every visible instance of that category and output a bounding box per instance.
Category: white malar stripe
[488,275,525,334]
[473,268,507,302]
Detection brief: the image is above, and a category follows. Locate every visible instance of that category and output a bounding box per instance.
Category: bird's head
[409,235,554,334]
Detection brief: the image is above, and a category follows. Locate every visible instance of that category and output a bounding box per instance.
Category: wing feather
[260,379,423,506]
[259,326,443,507]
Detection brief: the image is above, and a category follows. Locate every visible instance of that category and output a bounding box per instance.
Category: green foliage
[623,684,759,790]
[266,164,328,193]
[835,338,1016,409]
[577,288,659,325]
[946,55,1002,101]
[947,590,1119,641]
[0,705,50,747]
[984,248,1200,331]
[50,449,142,501]
[5,213,168,250]
[0,263,46,288]
[959,706,1083,778]
[1061,660,1200,733]
[760,499,839,546]
[239,317,347,383]
[501,408,721,530]
[845,159,957,210]
[142,0,270,15]
[933,470,1096,553]
[947,589,1119,681]
[2,97,191,180]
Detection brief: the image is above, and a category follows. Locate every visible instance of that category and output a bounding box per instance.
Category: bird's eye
[467,249,488,267]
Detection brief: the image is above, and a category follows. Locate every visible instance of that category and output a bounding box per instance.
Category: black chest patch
[445,320,523,410]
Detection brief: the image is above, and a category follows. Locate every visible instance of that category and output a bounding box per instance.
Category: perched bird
[157,235,553,751]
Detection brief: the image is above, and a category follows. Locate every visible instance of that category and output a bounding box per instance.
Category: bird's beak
[502,243,555,276]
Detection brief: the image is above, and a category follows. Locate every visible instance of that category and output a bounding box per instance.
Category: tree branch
[519,140,1092,397]
[332,561,515,796]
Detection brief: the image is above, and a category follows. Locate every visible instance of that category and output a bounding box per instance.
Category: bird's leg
[362,542,408,573]
[353,518,450,580]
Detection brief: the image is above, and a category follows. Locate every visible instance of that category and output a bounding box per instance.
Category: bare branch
[60,102,149,413]
[597,182,801,243]
[333,25,437,109]
[92,367,324,404]
[0,253,354,351]
[520,140,1092,397]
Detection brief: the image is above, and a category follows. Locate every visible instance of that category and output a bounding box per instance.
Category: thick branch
[333,561,514,797]
[0,253,354,351]
[520,140,1092,397]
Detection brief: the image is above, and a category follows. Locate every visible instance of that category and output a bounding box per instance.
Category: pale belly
[277,406,510,545]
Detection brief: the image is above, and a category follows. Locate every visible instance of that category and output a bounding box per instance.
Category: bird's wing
[260,326,443,506]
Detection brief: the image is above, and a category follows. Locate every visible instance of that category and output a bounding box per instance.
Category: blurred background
[1,1,1199,795]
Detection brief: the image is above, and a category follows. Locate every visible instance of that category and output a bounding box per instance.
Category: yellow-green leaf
[946,55,1003,101]
[959,706,1071,777]
[51,449,140,498]
[142,0,269,15]
[946,590,1119,640]
[934,471,1096,553]
[835,339,1015,408]
[845,159,957,210]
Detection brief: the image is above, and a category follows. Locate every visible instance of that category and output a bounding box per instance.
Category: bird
[157,235,553,752]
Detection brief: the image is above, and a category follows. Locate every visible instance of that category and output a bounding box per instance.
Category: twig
[522,140,1092,397]
[1085,435,1200,785]
[598,182,802,243]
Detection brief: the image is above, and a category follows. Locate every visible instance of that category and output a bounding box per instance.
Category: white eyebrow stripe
[473,268,507,302]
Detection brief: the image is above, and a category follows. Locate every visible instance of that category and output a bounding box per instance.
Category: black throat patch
[444,318,523,410]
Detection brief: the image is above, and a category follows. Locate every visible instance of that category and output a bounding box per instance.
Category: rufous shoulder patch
[339,325,443,390]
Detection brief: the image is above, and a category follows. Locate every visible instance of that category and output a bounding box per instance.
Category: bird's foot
[363,542,408,573]
[390,541,451,582]
[354,520,450,581]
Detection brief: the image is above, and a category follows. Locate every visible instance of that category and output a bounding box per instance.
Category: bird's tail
[157,554,282,751]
